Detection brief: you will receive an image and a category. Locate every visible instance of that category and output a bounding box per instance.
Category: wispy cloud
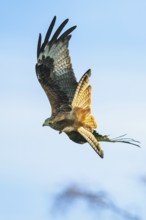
[51,184,141,220]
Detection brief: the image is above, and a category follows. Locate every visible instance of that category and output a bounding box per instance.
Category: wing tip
[84,69,91,78]
[37,33,42,58]
[87,69,91,76]
[53,15,57,20]
[37,17,77,58]
[99,149,104,158]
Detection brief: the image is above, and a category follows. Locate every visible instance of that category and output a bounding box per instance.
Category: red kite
[35,17,140,158]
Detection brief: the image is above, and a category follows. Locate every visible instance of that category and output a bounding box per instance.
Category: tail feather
[78,127,104,158]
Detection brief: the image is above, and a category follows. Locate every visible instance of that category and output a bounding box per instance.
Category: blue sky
[0,0,146,219]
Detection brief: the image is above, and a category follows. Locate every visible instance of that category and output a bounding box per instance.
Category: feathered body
[35,16,140,158]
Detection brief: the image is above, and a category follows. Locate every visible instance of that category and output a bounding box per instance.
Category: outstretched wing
[35,16,78,115]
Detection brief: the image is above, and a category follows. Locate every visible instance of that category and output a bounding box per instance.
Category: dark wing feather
[36,16,78,115]
[49,18,69,45]
[37,34,42,58]
[57,26,77,42]
[41,16,56,52]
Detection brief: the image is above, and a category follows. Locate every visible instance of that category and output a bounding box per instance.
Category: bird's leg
[61,127,74,133]
[59,126,75,134]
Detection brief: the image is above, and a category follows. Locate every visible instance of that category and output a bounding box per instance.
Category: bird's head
[42,118,53,127]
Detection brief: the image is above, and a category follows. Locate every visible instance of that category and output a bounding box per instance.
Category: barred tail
[78,127,104,158]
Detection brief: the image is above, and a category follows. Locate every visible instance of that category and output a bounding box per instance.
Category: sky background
[0,0,146,219]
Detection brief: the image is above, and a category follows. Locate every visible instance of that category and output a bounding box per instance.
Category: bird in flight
[35,16,140,158]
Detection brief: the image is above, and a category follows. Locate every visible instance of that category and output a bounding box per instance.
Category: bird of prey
[35,16,140,158]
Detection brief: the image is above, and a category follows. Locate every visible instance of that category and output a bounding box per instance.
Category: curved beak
[42,122,46,127]
[42,120,53,126]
